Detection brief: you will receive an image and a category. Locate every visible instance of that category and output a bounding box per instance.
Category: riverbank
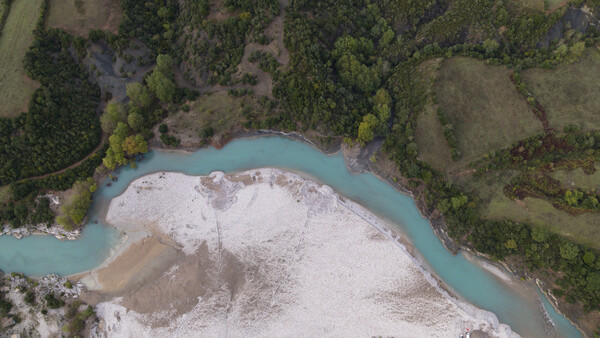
[0,223,80,241]
[153,129,588,336]
[82,169,516,337]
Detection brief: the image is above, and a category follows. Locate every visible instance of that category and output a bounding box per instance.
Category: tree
[373,88,391,133]
[531,226,549,243]
[483,38,499,57]
[127,111,144,131]
[336,54,380,93]
[155,54,173,77]
[586,272,600,292]
[357,114,379,144]
[0,298,12,315]
[126,83,152,108]
[24,291,35,304]
[45,294,64,309]
[583,251,596,266]
[559,241,580,260]
[58,178,96,228]
[564,190,583,206]
[147,70,176,103]
[122,134,148,156]
[100,101,127,133]
[504,239,517,250]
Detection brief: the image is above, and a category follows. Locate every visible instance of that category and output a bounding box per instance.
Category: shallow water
[0,136,581,337]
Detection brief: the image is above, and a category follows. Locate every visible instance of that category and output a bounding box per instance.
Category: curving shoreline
[85,169,516,337]
[0,132,582,336]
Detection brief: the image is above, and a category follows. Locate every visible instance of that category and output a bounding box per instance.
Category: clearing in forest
[0,185,9,204]
[433,57,543,168]
[46,0,121,36]
[0,0,42,118]
[521,0,570,12]
[159,92,259,146]
[523,48,600,131]
[551,165,600,191]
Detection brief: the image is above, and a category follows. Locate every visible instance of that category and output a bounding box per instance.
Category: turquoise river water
[0,136,581,337]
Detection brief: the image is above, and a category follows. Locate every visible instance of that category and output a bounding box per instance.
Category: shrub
[159,124,169,134]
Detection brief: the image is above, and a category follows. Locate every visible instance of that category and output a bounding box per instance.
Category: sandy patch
[89,169,517,337]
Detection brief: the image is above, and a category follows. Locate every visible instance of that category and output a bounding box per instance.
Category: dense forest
[175,0,280,85]
[0,30,101,185]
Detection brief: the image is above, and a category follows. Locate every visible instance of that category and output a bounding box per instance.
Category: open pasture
[46,0,121,36]
[0,0,42,117]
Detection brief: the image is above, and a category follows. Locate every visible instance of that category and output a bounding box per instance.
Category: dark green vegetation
[116,0,178,56]
[0,3,101,185]
[176,0,280,86]
[0,0,104,231]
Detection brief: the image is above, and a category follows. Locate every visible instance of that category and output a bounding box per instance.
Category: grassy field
[432,57,544,169]
[163,92,258,145]
[0,0,42,118]
[46,0,121,36]
[523,48,600,131]
[415,58,455,173]
[521,0,568,11]
[455,170,600,250]
[551,165,600,191]
[0,185,10,204]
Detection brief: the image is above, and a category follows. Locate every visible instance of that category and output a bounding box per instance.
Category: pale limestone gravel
[98,169,517,338]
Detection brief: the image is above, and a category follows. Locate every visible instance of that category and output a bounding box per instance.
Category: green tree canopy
[126,82,152,109]
[583,251,596,266]
[531,226,549,243]
[559,241,580,261]
[357,113,379,144]
[373,88,391,132]
[127,111,145,131]
[156,54,174,77]
[122,134,148,156]
[147,69,176,103]
[100,101,127,134]
[56,178,96,230]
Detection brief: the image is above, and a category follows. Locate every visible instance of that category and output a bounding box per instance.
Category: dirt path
[18,133,106,182]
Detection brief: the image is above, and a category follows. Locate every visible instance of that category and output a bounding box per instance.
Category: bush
[24,291,35,304]
[159,124,169,134]
[45,294,65,309]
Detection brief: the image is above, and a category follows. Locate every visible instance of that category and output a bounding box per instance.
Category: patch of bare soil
[207,0,237,22]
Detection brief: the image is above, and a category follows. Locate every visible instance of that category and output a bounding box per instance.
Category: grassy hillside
[521,0,569,11]
[523,48,600,131]
[551,165,600,190]
[0,0,42,117]
[46,0,121,36]
[415,58,454,173]
[429,57,544,170]
[422,52,600,250]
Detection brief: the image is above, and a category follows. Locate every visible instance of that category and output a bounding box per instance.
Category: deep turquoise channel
[0,136,581,337]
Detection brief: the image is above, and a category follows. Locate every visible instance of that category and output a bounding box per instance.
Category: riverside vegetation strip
[1,0,600,335]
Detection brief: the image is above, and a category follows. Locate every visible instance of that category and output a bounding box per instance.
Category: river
[0,136,581,337]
